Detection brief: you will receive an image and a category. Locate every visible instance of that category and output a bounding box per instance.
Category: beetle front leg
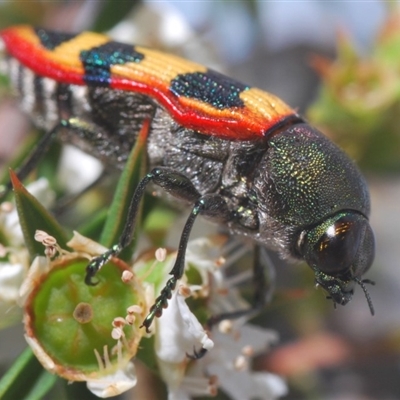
[140,193,231,332]
[85,167,232,333]
[85,167,231,283]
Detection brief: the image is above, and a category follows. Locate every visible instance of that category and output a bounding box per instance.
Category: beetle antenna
[354,277,375,316]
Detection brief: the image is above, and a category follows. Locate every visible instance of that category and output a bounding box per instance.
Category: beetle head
[297,211,375,314]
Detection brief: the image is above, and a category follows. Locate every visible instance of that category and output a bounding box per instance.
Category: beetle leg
[85,166,229,284]
[84,166,232,328]
[0,121,60,197]
[140,192,231,333]
[0,117,102,199]
[252,245,276,306]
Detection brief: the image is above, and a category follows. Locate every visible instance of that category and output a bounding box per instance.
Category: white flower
[188,236,287,399]
[0,257,27,328]
[204,323,287,400]
[86,347,137,398]
[167,320,287,400]
[57,145,103,195]
[156,288,214,397]
[148,236,287,400]
[156,289,214,364]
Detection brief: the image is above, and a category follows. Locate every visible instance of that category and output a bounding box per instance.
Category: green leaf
[77,208,108,240]
[10,169,69,257]
[0,347,56,400]
[143,203,179,247]
[23,370,57,400]
[99,120,148,260]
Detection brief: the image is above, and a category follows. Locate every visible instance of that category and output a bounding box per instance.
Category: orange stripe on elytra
[240,88,294,123]
[1,25,298,140]
[111,48,206,90]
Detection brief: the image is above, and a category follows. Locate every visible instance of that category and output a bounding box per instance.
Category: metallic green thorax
[265,124,370,227]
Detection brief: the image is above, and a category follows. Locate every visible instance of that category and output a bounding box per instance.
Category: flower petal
[86,361,137,398]
[156,288,213,364]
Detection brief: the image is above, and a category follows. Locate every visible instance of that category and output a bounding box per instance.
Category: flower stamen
[121,270,134,283]
[34,230,65,258]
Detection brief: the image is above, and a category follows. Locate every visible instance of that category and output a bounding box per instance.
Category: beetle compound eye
[314,214,364,274]
[301,213,372,276]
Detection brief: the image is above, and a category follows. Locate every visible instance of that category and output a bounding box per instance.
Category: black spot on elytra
[35,27,77,50]
[170,70,249,109]
[80,42,144,86]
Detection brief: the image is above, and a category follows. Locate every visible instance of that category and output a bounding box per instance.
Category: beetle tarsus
[85,262,101,286]
[187,346,208,360]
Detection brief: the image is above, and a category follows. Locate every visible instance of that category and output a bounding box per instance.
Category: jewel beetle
[0,26,375,333]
